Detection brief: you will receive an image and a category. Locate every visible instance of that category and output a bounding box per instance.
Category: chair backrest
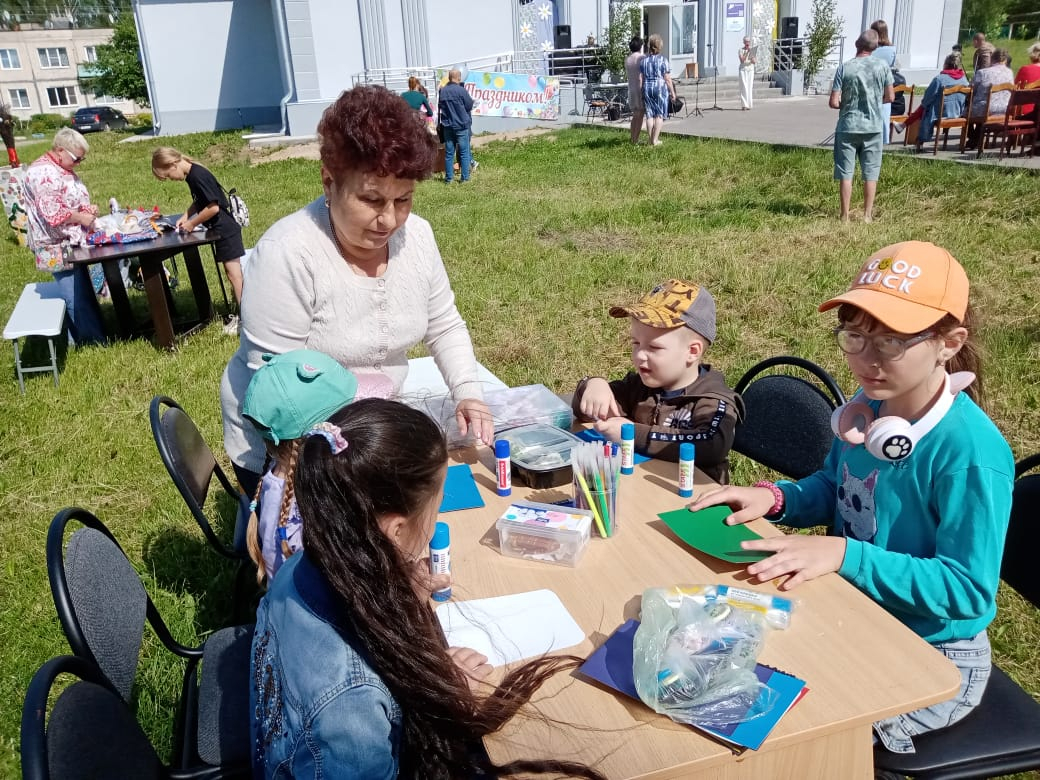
[1005,88,1040,120]
[1021,78,1040,90]
[1003,455,1040,609]
[939,85,971,123]
[150,395,246,559]
[732,357,846,481]
[984,81,1015,115]
[47,509,149,701]
[22,655,165,780]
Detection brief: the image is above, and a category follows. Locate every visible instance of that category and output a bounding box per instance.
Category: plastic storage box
[496,423,582,488]
[496,500,593,567]
[407,384,574,448]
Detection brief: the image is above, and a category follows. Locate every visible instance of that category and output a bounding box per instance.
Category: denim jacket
[251,552,402,779]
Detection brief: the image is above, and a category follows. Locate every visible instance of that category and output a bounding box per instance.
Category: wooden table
[444,450,961,779]
[67,230,219,350]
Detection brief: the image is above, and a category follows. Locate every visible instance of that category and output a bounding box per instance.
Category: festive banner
[436,69,560,120]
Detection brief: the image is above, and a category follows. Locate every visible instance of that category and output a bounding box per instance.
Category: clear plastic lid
[496,423,582,472]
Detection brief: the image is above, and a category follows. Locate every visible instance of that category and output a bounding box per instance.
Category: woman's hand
[175,215,192,232]
[455,398,494,447]
[686,485,777,526]
[740,534,846,590]
[579,378,621,420]
[447,646,493,691]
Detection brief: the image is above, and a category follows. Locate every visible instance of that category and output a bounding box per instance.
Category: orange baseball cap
[818,241,969,333]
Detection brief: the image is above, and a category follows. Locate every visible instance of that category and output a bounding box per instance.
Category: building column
[358,0,390,71]
[400,0,430,67]
[894,0,912,56]
[861,0,883,31]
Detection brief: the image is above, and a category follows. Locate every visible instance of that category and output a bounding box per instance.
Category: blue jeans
[873,631,991,753]
[443,127,472,182]
[52,265,107,346]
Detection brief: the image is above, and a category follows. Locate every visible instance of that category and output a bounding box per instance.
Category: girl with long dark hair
[250,398,604,779]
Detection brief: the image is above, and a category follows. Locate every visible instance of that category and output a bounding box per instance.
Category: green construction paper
[658,506,771,563]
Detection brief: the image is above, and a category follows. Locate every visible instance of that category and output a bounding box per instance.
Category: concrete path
[596,93,1040,170]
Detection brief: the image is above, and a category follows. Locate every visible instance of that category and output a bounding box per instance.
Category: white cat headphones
[830,371,975,461]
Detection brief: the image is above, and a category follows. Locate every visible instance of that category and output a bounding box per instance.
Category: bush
[24,113,67,135]
[127,111,152,129]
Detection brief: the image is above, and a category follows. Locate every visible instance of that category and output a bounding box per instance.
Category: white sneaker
[222,314,240,336]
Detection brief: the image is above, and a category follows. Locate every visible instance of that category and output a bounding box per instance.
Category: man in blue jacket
[438,69,474,183]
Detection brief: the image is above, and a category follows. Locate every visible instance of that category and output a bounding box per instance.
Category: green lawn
[0,127,1037,776]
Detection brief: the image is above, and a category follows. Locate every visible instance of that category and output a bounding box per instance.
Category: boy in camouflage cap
[573,280,745,483]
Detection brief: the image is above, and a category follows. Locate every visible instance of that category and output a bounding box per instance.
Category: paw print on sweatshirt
[881,434,912,460]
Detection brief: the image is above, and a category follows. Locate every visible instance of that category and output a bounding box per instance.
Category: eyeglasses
[833,327,935,360]
[63,149,85,164]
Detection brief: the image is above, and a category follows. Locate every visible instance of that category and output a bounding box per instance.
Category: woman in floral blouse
[23,128,106,345]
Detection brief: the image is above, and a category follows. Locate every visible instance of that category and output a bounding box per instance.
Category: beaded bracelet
[754,480,785,520]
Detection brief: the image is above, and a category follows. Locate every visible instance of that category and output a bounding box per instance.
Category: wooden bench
[3,282,66,394]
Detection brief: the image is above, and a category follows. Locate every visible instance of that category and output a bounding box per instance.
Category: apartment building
[0,25,141,118]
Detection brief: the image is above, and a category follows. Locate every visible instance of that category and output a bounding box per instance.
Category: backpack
[223,187,250,228]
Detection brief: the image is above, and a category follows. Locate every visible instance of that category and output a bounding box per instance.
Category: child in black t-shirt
[152,147,245,312]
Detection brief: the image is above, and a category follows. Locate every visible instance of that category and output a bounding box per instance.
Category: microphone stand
[705,42,724,111]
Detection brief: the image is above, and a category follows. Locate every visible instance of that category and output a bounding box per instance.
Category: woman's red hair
[318,85,438,183]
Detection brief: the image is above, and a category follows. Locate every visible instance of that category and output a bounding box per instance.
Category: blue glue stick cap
[431,521,450,550]
[621,423,635,440]
[679,443,694,461]
[495,439,510,458]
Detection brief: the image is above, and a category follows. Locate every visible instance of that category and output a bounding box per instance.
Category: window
[93,93,118,105]
[46,86,77,107]
[83,45,97,62]
[8,89,29,109]
[37,47,69,68]
[671,5,698,56]
[0,49,21,69]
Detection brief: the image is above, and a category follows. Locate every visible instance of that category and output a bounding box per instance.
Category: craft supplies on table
[571,440,621,537]
[496,500,593,567]
[496,423,582,488]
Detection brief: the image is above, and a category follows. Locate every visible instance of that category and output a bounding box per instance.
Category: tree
[802,0,843,93]
[599,1,640,81]
[82,13,148,106]
[960,0,1011,37]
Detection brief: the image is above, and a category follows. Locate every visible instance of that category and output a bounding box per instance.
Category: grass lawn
[0,126,1038,776]
[962,36,1039,78]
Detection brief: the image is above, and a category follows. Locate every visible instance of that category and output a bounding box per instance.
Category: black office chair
[872,453,1040,779]
[732,356,846,480]
[47,507,253,776]
[149,395,249,560]
[21,654,223,780]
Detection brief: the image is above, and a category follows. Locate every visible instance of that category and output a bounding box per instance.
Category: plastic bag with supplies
[633,586,780,727]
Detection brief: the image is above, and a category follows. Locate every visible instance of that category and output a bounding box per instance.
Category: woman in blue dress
[870,20,897,143]
[640,33,677,146]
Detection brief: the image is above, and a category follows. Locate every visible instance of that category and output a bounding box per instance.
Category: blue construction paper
[576,428,651,463]
[578,619,807,751]
[438,464,485,513]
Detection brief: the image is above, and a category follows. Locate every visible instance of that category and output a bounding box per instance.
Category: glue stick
[430,522,451,602]
[495,439,512,497]
[678,443,695,498]
[620,423,635,475]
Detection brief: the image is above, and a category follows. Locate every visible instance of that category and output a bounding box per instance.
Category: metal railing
[768,36,845,94]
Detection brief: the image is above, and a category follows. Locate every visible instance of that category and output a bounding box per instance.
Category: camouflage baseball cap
[609,280,717,343]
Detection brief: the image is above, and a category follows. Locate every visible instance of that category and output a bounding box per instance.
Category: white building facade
[0,26,142,118]
[134,0,963,137]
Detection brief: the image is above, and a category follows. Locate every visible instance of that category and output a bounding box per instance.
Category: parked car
[72,106,129,133]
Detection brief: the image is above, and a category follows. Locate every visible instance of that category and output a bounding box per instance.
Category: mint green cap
[242,350,359,445]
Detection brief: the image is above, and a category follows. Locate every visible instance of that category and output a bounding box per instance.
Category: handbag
[436,119,446,143]
[668,96,685,116]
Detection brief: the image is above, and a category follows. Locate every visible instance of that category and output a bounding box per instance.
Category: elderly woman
[965,48,1015,149]
[23,128,105,345]
[640,33,677,146]
[738,37,756,111]
[1014,42,1040,118]
[221,85,492,495]
[894,52,968,150]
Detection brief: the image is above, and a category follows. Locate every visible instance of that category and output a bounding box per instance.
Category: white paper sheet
[435,589,585,667]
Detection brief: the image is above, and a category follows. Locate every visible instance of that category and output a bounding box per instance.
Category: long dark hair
[294,399,604,780]
[837,303,985,408]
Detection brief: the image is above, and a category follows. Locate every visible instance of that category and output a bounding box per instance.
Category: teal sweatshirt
[774,392,1013,643]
